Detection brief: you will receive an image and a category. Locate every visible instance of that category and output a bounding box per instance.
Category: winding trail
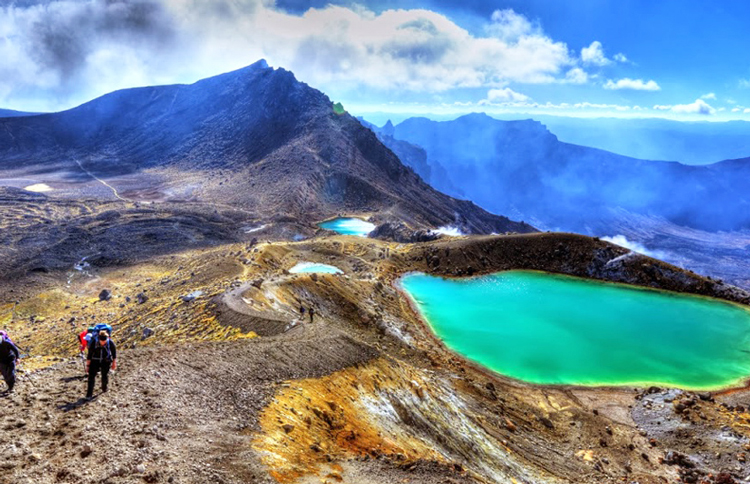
[72,157,131,202]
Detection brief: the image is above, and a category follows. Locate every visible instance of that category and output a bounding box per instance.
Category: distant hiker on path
[86,331,117,399]
[308,307,315,323]
[0,330,20,393]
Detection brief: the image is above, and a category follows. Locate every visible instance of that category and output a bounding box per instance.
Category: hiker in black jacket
[0,331,20,393]
[86,331,117,399]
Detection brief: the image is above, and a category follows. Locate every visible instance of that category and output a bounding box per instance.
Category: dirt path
[1,334,379,484]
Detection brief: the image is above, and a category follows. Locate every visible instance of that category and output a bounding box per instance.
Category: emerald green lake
[400,271,750,390]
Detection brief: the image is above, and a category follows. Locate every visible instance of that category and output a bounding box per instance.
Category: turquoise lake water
[289,262,343,274]
[400,270,750,390]
[319,217,375,237]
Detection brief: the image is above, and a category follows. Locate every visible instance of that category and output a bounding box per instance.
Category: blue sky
[2,0,750,120]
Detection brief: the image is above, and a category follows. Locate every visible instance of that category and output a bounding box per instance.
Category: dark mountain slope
[376,113,750,232]
[0,108,37,118]
[0,62,532,235]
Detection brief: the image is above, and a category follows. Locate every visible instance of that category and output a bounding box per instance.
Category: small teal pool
[400,270,750,390]
[289,262,343,274]
[319,217,375,237]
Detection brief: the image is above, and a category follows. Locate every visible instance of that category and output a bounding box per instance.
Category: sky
[2,0,750,121]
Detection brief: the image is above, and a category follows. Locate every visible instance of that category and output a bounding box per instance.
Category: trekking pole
[16,360,36,389]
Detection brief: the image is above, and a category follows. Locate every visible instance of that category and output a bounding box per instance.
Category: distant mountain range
[366,113,750,233]
[535,115,750,166]
[360,112,750,166]
[363,113,750,288]
[0,60,531,236]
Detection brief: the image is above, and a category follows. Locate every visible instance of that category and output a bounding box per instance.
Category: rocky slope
[0,108,35,118]
[3,233,750,484]
[0,62,531,236]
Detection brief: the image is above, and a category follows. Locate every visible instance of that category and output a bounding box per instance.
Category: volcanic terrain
[3,62,750,484]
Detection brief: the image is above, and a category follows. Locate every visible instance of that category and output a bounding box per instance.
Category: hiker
[78,327,94,373]
[0,330,20,393]
[308,306,315,323]
[78,327,94,352]
[86,330,117,399]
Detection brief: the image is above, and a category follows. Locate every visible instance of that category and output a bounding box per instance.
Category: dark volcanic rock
[370,222,440,243]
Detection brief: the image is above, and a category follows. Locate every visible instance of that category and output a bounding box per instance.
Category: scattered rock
[180,290,204,302]
[99,289,112,301]
[136,293,149,304]
[80,444,93,458]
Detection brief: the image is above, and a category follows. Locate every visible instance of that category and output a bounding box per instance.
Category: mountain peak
[0,62,531,235]
[382,120,395,136]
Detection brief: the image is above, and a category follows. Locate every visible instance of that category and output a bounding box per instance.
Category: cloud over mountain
[0,0,590,111]
[654,99,716,115]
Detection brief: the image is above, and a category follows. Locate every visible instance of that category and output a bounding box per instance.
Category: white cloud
[700,92,717,100]
[483,87,530,103]
[564,67,588,84]
[0,2,579,110]
[732,107,742,112]
[581,41,610,66]
[740,79,750,89]
[432,225,464,236]
[601,235,668,260]
[613,53,629,63]
[655,99,716,115]
[485,9,538,42]
[604,78,661,91]
[745,108,750,114]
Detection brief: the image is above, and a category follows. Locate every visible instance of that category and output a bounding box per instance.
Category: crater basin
[400,270,750,390]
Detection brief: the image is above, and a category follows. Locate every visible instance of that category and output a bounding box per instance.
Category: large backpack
[90,324,113,342]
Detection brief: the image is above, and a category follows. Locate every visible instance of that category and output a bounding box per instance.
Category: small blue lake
[401,270,750,390]
[319,217,375,237]
[289,262,343,274]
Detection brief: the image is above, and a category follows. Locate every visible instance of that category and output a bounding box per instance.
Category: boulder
[369,222,440,244]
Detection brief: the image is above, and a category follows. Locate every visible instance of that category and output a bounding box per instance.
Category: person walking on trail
[86,331,117,399]
[308,306,315,323]
[79,327,94,352]
[0,330,20,393]
[78,327,94,373]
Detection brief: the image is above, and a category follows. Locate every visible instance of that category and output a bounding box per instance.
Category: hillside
[0,108,36,118]
[4,232,750,484]
[0,61,532,238]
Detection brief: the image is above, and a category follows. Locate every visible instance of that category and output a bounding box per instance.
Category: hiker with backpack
[0,330,20,393]
[78,326,94,373]
[86,329,117,399]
